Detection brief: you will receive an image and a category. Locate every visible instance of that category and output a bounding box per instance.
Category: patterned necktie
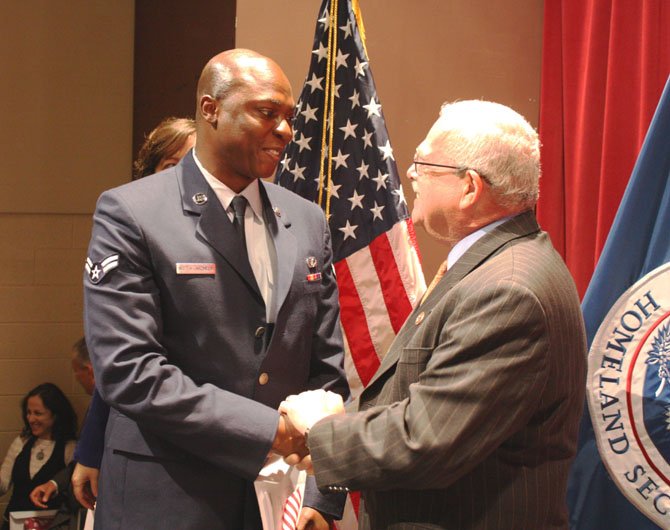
[230,195,248,249]
[420,259,449,305]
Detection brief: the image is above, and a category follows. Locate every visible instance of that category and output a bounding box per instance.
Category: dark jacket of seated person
[0,384,77,530]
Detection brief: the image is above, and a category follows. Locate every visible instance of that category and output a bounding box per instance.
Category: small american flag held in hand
[281,486,303,530]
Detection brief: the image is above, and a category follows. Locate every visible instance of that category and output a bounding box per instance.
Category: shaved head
[196,49,288,113]
[193,48,295,191]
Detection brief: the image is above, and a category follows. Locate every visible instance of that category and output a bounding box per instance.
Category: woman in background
[0,383,77,529]
[132,116,196,180]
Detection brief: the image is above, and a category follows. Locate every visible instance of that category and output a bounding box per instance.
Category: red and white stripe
[335,219,425,397]
[281,486,303,530]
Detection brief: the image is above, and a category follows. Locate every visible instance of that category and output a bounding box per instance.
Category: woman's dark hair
[21,383,78,442]
[132,117,196,180]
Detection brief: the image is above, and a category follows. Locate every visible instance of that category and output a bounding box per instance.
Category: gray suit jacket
[309,211,586,530]
[84,151,348,529]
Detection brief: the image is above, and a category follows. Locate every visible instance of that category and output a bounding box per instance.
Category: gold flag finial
[352,0,368,59]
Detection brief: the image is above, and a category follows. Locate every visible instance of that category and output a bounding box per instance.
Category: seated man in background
[70,337,95,396]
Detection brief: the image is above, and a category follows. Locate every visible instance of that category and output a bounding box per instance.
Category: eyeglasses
[412,160,492,185]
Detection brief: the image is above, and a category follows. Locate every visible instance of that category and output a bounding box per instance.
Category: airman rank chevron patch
[85,254,119,284]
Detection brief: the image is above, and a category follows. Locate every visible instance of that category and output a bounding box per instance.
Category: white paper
[254,455,306,530]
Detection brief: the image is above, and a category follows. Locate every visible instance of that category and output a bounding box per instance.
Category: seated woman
[0,383,77,529]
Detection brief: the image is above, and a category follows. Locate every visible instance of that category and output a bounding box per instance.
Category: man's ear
[199,95,219,127]
[459,169,484,209]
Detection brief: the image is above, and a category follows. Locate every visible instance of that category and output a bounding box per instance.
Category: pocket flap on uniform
[107,412,183,461]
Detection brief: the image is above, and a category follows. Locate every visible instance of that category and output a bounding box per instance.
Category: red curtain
[538,0,670,298]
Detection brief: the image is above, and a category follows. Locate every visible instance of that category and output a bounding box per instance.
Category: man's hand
[285,453,314,474]
[271,415,308,458]
[30,481,57,508]
[297,506,332,530]
[71,462,99,510]
[279,390,344,434]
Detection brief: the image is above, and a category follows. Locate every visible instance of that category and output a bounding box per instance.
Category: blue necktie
[231,195,248,250]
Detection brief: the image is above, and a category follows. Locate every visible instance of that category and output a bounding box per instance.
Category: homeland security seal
[588,262,670,526]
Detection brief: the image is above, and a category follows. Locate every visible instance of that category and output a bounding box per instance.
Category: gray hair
[72,336,90,364]
[437,100,540,209]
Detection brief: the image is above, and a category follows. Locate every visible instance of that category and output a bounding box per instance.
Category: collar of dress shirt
[193,150,264,221]
[447,215,512,269]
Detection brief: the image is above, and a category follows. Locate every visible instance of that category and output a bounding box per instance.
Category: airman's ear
[199,95,219,127]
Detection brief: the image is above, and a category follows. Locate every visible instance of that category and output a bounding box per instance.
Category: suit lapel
[364,210,541,390]
[421,210,540,310]
[261,184,297,315]
[177,151,261,297]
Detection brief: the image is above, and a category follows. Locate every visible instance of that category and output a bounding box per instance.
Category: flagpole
[325,0,340,217]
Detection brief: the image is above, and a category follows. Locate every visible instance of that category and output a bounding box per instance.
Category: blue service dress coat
[83,151,348,529]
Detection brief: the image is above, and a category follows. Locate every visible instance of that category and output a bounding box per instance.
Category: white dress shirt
[193,152,278,322]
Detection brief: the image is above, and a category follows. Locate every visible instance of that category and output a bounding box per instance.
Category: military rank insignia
[85,254,119,284]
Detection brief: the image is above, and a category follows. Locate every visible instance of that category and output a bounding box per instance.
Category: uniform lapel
[261,184,297,315]
[177,151,261,297]
[363,210,541,391]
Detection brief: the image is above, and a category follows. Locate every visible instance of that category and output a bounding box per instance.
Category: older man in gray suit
[281,100,587,529]
[84,49,348,529]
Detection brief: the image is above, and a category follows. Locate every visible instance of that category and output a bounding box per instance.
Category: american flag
[276,0,426,398]
[281,486,302,530]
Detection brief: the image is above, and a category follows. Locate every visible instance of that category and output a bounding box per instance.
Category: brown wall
[0,0,135,513]
[237,0,544,278]
[0,0,542,515]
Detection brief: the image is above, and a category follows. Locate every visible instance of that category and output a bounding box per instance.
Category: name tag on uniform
[176,263,216,275]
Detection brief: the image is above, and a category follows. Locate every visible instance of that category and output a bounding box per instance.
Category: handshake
[272,389,344,473]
